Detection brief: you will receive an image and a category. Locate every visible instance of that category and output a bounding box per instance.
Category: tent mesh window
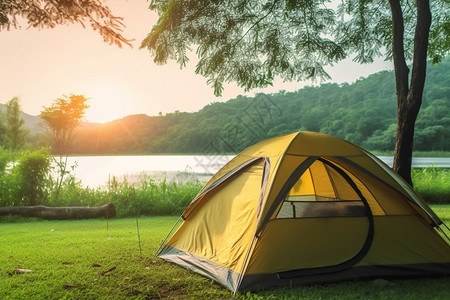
[277,160,367,219]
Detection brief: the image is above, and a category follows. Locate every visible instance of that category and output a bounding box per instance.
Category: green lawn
[1,206,449,299]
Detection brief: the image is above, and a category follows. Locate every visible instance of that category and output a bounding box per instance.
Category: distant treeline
[32,58,450,154]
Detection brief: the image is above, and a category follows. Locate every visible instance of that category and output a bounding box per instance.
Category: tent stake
[107,174,110,232]
[133,187,142,258]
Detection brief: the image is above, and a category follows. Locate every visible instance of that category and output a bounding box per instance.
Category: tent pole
[154,215,183,256]
[234,235,258,296]
[437,223,450,243]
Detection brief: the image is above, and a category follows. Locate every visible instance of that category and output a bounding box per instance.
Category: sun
[83,85,134,123]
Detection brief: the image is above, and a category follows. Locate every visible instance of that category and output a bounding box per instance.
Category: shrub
[0,147,12,173]
[0,148,14,206]
[15,148,51,206]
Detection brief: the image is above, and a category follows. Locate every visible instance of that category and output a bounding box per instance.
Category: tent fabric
[157,131,450,293]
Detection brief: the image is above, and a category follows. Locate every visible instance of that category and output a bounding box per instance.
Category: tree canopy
[0,97,28,151]
[40,94,89,201]
[40,94,89,155]
[0,0,131,47]
[141,0,448,95]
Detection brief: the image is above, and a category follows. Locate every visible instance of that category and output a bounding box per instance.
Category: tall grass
[111,176,203,217]
[1,149,449,218]
[0,147,205,216]
[53,166,450,214]
[412,167,450,204]
[54,175,204,217]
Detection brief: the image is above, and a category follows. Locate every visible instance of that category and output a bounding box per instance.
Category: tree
[1,97,29,151]
[0,105,5,146]
[141,0,449,185]
[40,94,89,199]
[0,0,131,47]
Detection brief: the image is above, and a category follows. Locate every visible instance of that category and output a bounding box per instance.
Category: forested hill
[67,58,449,154]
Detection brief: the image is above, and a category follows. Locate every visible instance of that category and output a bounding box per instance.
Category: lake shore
[113,171,213,186]
[65,155,450,187]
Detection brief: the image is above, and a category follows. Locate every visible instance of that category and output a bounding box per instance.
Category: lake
[63,155,234,187]
[62,155,450,187]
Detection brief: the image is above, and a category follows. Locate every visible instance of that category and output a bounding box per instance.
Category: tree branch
[231,0,279,51]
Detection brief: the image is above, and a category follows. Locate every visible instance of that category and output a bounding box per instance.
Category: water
[64,155,234,187]
[377,156,450,169]
[62,155,449,187]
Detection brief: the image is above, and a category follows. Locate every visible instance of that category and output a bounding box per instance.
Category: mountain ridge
[4,57,449,154]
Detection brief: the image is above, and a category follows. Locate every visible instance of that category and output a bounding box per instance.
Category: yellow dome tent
[156,132,450,293]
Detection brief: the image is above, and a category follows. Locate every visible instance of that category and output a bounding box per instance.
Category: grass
[0,216,230,299]
[1,205,449,299]
[413,167,450,204]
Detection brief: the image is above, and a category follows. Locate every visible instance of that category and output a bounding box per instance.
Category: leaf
[92,263,102,267]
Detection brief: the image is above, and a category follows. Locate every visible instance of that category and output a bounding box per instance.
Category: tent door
[275,158,375,278]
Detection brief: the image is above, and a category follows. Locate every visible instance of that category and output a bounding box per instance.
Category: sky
[0,1,393,123]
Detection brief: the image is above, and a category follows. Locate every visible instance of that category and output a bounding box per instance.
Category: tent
[156,131,450,293]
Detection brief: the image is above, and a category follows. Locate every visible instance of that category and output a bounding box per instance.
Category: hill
[26,57,450,154]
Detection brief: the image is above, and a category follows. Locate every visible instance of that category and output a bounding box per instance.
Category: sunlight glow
[84,85,134,123]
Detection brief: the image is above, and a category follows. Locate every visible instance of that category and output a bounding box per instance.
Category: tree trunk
[390,0,431,186]
[0,203,116,220]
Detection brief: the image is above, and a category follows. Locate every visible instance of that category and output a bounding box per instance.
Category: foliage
[0,109,5,146]
[40,94,89,155]
[0,0,131,47]
[0,97,29,151]
[0,208,449,299]
[48,174,203,217]
[0,147,11,173]
[142,0,448,96]
[14,148,51,206]
[143,0,344,95]
[0,148,51,206]
[62,58,450,155]
[2,150,448,217]
[0,148,16,206]
[114,176,202,217]
[50,166,450,210]
[40,94,89,200]
[412,167,450,204]
[0,148,203,213]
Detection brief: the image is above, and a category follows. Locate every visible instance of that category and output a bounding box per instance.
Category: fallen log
[0,203,116,220]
